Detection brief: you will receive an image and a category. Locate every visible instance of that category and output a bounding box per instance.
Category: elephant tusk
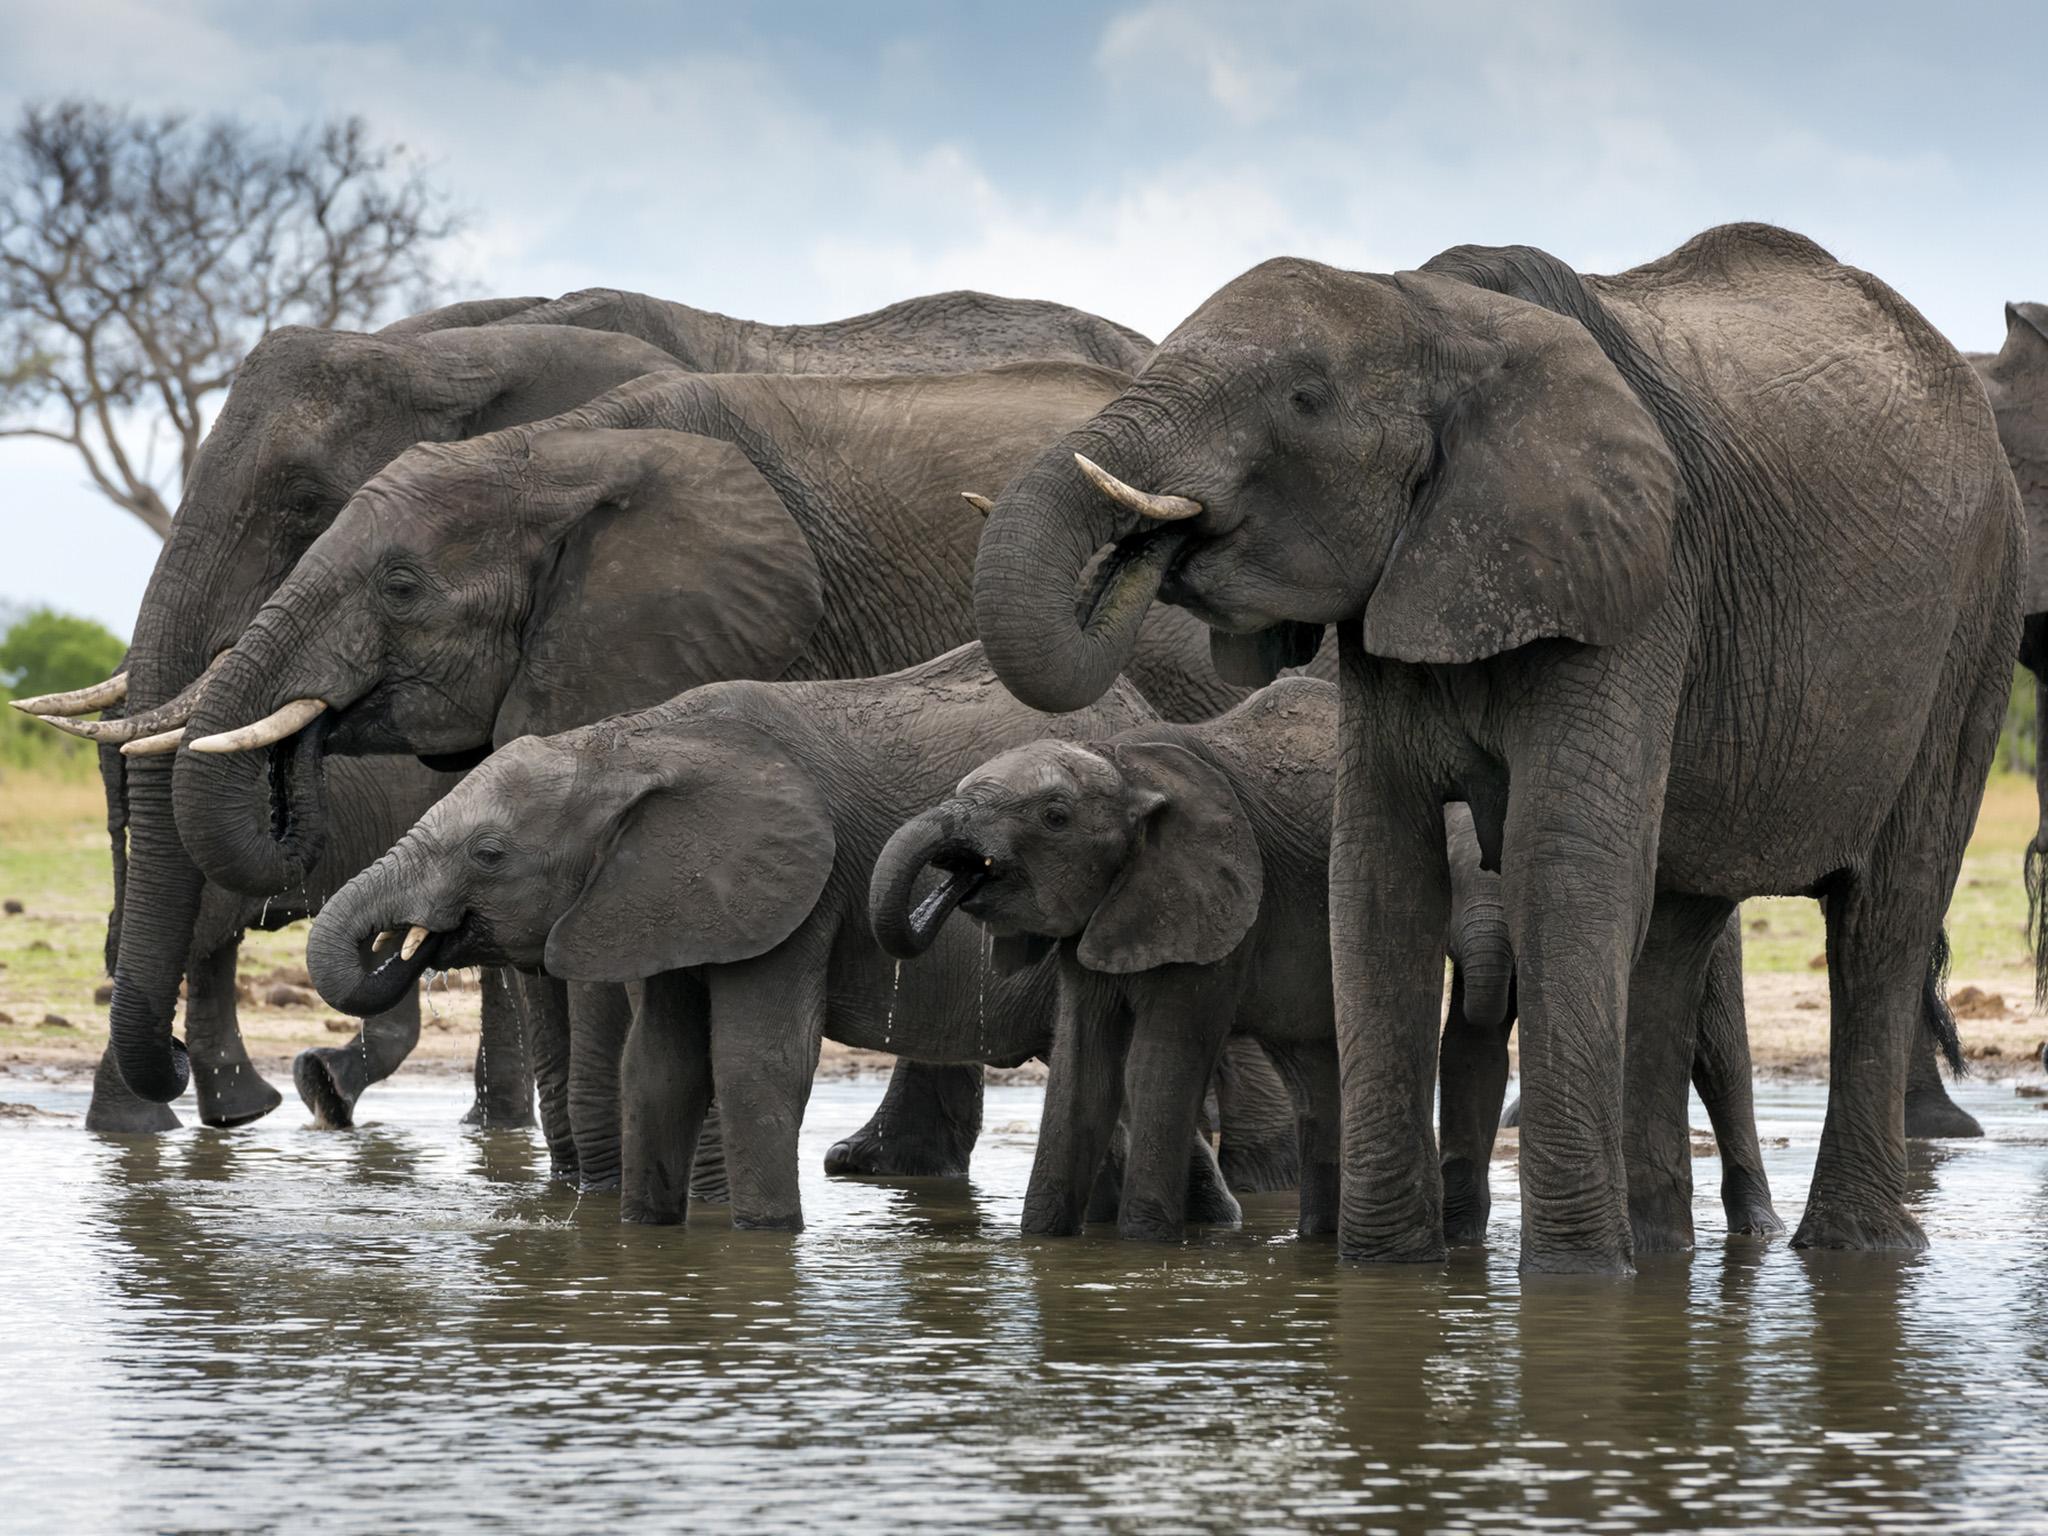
[1073,454,1202,522]
[10,671,128,716]
[372,930,396,953]
[400,926,431,961]
[120,727,186,757]
[32,654,229,744]
[186,698,328,755]
[960,491,994,516]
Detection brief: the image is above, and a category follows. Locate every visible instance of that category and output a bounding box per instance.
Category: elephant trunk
[306,847,448,1018]
[1453,895,1514,1031]
[973,420,1186,714]
[173,624,334,896]
[870,805,981,960]
[105,752,197,1101]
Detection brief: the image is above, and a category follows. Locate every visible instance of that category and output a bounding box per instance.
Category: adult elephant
[21,284,1157,1128]
[160,363,1269,1186]
[970,224,2020,1272]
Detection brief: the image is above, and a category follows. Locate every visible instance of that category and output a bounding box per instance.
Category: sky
[2,0,2042,637]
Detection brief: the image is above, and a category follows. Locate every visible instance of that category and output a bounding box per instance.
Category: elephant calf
[303,644,1243,1230]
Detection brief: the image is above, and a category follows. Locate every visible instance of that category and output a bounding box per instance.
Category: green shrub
[0,609,127,778]
[2000,664,2037,777]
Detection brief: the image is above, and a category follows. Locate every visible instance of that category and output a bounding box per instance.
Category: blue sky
[3,0,2042,636]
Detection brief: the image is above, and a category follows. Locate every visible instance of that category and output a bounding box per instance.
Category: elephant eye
[382,563,425,606]
[1289,388,1323,419]
[1041,803,1071,831]
[470,836,508,869]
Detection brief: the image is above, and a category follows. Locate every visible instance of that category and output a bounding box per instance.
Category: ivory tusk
[186,698,328,755]
[400,926,431,961]
[11,672,128,716]
[120,727,186,757]
[960,491,994,516]
[1073,453,1202,522]
[372,930,396,953]
[27,651,228,741]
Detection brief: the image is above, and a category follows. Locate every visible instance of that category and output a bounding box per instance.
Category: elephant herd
[18,222,2045,1273]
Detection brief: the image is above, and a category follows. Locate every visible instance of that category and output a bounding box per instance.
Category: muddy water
[2,1075,2046,1533]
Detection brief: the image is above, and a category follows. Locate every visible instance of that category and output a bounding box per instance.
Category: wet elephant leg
[1903,1010,1983,1139]
[620,971,714,1225]
[568,981,634,1193]
[292,986,421,1130]
[705,950,826,1231]
[462,967,536,1128]
[1439,971,1515,1246]
[1026,990,1132,1237]
[1623,893,1734,1255]
[1690,917,1784,1235]
[1115,979,1237,1241]
[182,938,283,1127]
[688,1103,729,1205]
[824,1060,985,1178]
[83,1046,181,1133]
[517,973,578,1183]
[1213,1035,1301,1193]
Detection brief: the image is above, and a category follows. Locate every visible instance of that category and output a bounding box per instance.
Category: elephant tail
[1921,928,1965,1078]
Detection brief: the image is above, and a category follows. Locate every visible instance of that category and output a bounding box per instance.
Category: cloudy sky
[3,0,2042,636]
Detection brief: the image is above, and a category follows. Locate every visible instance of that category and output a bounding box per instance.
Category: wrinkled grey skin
[304,645,1243,1230]
[1969,301,2048,1013]
[173,363,1255,1186]
[81,754,531,1134]
[972,224,2021,1271]
[871,680,1344,1241]
[98,285,1154,1124]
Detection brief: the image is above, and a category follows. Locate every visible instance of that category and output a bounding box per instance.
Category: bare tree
[0,101,459,537]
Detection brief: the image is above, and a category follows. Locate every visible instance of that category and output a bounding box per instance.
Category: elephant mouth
[1078,524,1194,628]
[906,849,997,949]
[326,911,495,1014]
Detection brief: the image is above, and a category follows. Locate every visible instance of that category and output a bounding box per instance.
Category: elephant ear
[1363,283,1679,665]
[544,717,836,981]
[1209,622,1324,687]
[494,430,823,741]
[1079,742,1263,974]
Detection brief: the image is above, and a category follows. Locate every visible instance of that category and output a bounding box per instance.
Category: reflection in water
[1,1076,2046,1532]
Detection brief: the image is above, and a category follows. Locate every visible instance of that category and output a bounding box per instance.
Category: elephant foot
[578,1175,621,1196]
[1183,1179,1243,1230]
[1218,1134,1300,1194]
[1903,1087,1984,1140]
[192,1059,283,1128]
[83,1053,181,1134]
[293,1047,369,1131]
[1440,1156,1491,1247]
[731,1209,804,1232]
[461,1090,537,1130]
[688,1164,730,1206]
[1720,1170,1785,1238]
[1296,1161,1341,1239]
[1519,1246,1634,1277]
[621,1194,686,1226]
[1791,1198,1928,1253]
[1340,1193,1449,1265]
[1628,1194,1696,1256]
[823,1119,972,1179]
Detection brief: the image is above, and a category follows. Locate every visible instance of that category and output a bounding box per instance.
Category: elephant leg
[1085,1122,1128,1226]
[1025,988,1132,1237]
[517,973,578,1184]
[1117,981,1237,1241]
[183,938,283,1127]
[567,981,634,1193]
[1213,1036,1301,1193]
[1438,970,1515,1246]
[1690,917,1783,1235]
[688,1103,730,1205]
[705,950,826,1231]
[462,967,536,1128]
[1902,1010,1983,1139]
[293,985,421,1130]
[83,1046,181,1134]
[1181,1125,1240,1228]
[1623,894,1734,1255]
[1267,1039,1343,1238]
[620,972,713,1225]
[823,1060,985,1178]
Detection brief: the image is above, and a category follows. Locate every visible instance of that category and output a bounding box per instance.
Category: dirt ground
[4,765,2047,1091]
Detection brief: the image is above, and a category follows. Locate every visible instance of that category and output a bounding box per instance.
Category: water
[2,1074,2046,1533]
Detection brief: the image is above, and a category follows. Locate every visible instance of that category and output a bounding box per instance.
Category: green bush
[2000,664,2037,777]
[0,608,127,777]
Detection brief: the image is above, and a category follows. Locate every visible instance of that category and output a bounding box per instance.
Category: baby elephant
[873,678,1358,1241]
[305,643,1243,1231]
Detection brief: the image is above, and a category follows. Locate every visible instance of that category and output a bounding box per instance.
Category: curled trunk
[973,425,1181,714]
[305,850,446,1017]
[870,806,974,960]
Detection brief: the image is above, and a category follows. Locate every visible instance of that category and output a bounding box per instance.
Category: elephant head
[36,315,686,1103]
[1973,302,2048,618]
[307,705,837,1013]
[870,736,1263,975]
[171,425,822,899]
[971,257,1678,712]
